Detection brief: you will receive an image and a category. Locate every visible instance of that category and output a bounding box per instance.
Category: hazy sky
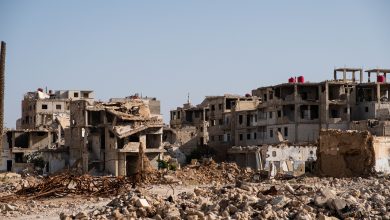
[1,1,389,128]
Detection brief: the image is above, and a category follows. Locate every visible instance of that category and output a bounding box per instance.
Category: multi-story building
[249,68,390,145]
[69,96,164,176]
[19,89,94,129]
[1,89,94,173]
[170,94,258,160]
[170,68,390,161]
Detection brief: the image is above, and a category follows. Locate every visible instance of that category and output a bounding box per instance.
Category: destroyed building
[0,89,94,173]
[169,95,257,160]
[170,68,390,176]
[3,129,68,173]
[69,96,165,176]
[228,144,317,177]
[18,89,94,129]
[250,68,390,144]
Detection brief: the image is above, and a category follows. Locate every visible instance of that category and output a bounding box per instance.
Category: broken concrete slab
[136,198,150,208]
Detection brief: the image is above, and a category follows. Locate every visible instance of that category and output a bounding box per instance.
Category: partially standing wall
[317,129,390,177]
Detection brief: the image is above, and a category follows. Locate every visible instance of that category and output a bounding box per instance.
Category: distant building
[19,89,94,129]
[170,68,390,164]
[170,94,257,160]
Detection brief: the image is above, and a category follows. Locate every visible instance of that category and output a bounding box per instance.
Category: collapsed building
[69,96,164,176]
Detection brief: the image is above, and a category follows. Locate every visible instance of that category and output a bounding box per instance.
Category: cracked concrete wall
[163,126,199,156]
[372,136,390,174]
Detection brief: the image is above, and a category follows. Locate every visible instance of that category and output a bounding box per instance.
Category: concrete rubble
[58,176,390,220]
[0,160,388,219]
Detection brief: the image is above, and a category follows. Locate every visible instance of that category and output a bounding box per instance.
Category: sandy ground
[4,184,203,220]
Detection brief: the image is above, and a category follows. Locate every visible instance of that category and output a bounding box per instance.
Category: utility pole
[0,41,6,148]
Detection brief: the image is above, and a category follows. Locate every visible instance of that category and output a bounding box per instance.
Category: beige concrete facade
[171,68,390,161]
[170,95,256,160]
[20,89,94,129]
[69,97,165,176]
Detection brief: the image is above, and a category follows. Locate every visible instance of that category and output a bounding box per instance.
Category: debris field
[0,162,390,219]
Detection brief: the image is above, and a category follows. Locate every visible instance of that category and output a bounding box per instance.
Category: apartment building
[170,68,390,160]
[1,89,94,173]
[170,94,257,160]
[19,89,94,129]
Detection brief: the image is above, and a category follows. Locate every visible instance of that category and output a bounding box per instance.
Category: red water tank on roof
[297,76,305,83]
[377,75,385,83]
[288,77,296,83]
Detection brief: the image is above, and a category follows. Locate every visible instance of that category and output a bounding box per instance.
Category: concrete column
[28,132,32,148]
[294,105,299,143]
[377,83,381,104]
[118,153,126,176]
[48,131,52,148]
[343,70,346,82]
[318,85,322,129]
[294,81,299,143]
[82,128,88,174]
[58,127,61,144]
[346,88,351,122]
[11,131,15,148]
[84,110,88,126]
[360,70,363,83]
[325,82,329,129]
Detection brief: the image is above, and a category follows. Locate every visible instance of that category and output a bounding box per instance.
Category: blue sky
[1,1,389,127]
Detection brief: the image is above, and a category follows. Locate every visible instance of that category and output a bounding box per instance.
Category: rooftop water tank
[377,75,385,83]
[298,76,305,83]
[288,77,296,83]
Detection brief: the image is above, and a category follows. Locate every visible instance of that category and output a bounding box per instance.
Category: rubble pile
[0,196,111,218]
[0,173,42,197]
[0,173,21,197]
[144,161,253,185]
[61,177,390,219]
[0,172,132,202]
[175,161,250,185]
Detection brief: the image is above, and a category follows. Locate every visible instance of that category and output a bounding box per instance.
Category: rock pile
[63,177,390,219]
[144,161,254,185]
